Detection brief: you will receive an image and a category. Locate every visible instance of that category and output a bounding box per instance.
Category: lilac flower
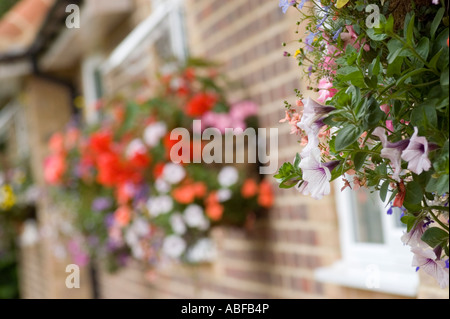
[401,220,428,247]
[92,197,112,212]
[297,148,337,199]
[279,0,296,14]
[333,27,343,41]
[298,0,308,9]
[316,15,328,29]
[401,127,432,175]
[411,247,449,289]
[372,128,409,181]
[432,0,439,4]
[305,31,320,51]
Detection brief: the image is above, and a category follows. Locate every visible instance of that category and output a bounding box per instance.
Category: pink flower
[411,247,449,289]
[401,127,432,175]
[230,101,258,121]
[340,25,370,52]
[44,154,66,185]
[317,78,338,104]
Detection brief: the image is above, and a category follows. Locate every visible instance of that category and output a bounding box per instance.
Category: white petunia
[186,238,216,263]
[170,213,187,235]
[143,122,167,147]
[218,166,239,188]
[162,235,186,259]
[183,204,210,230]
[162,163,186,184]
[146,195,173,217]
[217,189,232,202]
[126,138,147,159]
[155,178,171,194]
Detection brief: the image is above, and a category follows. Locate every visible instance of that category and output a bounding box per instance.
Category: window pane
[351,188,385,244]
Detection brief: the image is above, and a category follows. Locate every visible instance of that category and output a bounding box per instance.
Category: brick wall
[94,0,426,299]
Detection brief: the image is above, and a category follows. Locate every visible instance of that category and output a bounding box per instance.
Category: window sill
[314,260,418,297]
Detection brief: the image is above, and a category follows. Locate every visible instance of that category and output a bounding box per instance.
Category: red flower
[393,180,406,208]
[89,131,113,154]
[185,93,217,117]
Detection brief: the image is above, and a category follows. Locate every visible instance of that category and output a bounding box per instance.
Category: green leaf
[404,181,423,206]
[441,67,449,87]
[353,151,368,171]
[415,37,430,61]
[366,28,388,41]
[431,8,445,39]
[410,100,438,129]
[335,125,363,151]
[426,175,450,195]
[387,57,403,77]
[385,14,394,35]
[421,227,449,249]
[401,215,417,233]
[379,179,390,202]
[405,13,415,45]
[396,68,430,86]
[429,48,443,70]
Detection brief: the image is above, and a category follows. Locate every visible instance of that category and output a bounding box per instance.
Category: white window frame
[101,0,187,74]
[82,54,105,125]
[314,178,419,297]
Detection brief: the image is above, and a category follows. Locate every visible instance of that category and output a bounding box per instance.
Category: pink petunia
[411,247,449,289]
[401,127,432,175]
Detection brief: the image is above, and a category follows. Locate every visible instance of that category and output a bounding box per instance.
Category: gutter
[0,0,84,116]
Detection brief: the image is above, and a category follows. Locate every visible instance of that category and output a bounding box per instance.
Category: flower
[186,238,216,263]
[186,93,217,117]
[146,195,174,217]
[114,205,132,227]
[317,78,338,103]
[217,189,232,202]
[258,179,274,208]
[340,25,370,52]
[170,213,187,235]
[162,163,186,184]
[401,220,428,247]
[241,179,259,198]
[230,101,258,121]
[279,0,296,14]
[372,127,409,181]
[92,197,112,212]
[205,192,224,221]
[44,154,66,185]
[411,247,449,289]
[297,148,334,200]
[183,204,210,230]
[401,127,432,175]
[143,122,167,147]
[162,235,186,259]
[218,166,239,188]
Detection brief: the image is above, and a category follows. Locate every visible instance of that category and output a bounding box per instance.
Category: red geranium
[185,92,217,117]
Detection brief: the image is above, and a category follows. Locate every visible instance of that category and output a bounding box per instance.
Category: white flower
[186,238,216,263]
[411,247,449,289]
[217,189,232,202]
[143,122,167,147]
[218,166,239,188]
[146,195,173,217]
[170,213,187,235]
[162,163,186,184]
[183,204,209,230]
[162,235,186,259]
[298,148,332,200]
[155,178,171,194]
[132,217,150,237]
[126,138,147,158]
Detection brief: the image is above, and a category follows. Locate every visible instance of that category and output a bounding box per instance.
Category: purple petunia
[279,0,296,14]
[401,127,432,175]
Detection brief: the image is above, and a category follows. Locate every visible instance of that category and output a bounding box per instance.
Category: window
[314,177,419,297]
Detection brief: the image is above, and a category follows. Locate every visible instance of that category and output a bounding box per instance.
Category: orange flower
[258,180,274,208]
[193,182,207,198]
[185,93,217,117]
[173,185,196,204]
[241,178,258,198]
[114,205,132,227]
[48,132,65,153]
[206,203,224,221]
[393,180,406,208]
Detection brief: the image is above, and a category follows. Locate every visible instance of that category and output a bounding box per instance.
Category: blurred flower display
[43,59,273,272]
